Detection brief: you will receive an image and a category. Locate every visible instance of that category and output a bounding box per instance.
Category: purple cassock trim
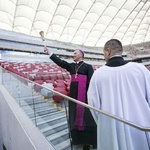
[71,74,87,130]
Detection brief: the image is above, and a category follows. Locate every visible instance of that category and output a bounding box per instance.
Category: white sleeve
[88,71,101,124]
[49,52,53,57]
[144,67,150,107]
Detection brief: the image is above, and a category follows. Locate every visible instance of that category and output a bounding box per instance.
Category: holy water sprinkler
[39,31,46,47]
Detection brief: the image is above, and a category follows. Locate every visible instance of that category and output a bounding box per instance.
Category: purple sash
[71,74,87,130]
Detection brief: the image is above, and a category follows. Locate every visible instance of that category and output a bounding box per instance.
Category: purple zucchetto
[78,49,84,58]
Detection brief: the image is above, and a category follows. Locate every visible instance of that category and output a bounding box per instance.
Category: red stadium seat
[57,74,64,79]
[45,80,55,85]
[63,73,70,79]
[34,76,43,80]
[49,74,57,81]
[55,79,65,84]
[52,88,68,103]
[42,75,50,81]
[34,80,44,84]
[54,81,66,89]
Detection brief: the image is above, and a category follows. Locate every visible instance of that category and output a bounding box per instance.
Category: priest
[88,39,150,150]
[44,47,97,150]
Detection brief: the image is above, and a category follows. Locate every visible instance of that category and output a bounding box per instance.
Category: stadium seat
[42,75,50,81]
[52,88,68,103]
[49,74,57,81]
[45,80,55,84]
[57,74,64,79]
[63,73,70,79]
[34,80,44,84]
[34,76,43,80]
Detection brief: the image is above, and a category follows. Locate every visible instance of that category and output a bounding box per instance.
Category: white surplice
[88,62,150,150]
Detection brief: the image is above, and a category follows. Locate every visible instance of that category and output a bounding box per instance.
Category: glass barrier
[1,66,150,150]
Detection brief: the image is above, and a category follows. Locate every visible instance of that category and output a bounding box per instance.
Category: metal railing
[1,66,150,150]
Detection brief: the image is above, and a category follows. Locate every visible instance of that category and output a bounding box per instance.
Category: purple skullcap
[78,49,84,58]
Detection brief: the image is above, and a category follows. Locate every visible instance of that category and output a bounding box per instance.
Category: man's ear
[107,48,111,56]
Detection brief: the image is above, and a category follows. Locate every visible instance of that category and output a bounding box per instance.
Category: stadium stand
[1,25,150,150]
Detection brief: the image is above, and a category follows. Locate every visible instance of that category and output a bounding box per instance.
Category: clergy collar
[110,55,122,59]
[106,56,128,67]
[75,61,83,64]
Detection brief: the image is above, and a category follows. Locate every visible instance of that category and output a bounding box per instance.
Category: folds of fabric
[71,74,87,130]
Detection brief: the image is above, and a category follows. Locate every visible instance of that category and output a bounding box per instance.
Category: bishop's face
[73,50,83,62]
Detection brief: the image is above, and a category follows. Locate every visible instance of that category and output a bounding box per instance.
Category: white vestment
[88,62,150,150]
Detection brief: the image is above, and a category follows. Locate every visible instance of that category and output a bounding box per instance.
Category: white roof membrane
[0,0,150,47]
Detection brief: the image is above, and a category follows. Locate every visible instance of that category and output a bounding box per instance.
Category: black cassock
[50,54,97,145]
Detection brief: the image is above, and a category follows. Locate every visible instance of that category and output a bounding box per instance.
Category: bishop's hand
[44,47,51,55]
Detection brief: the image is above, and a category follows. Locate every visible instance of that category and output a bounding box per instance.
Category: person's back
[91,62,150,125]
[88,39,150,150]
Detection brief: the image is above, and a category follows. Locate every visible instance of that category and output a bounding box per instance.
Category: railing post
[31,86,37,126]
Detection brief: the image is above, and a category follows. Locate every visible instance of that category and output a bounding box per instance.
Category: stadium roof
[0,0,150,47]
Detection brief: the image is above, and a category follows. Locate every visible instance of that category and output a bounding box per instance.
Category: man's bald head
[103,39,123,62]
[104,39,123,53]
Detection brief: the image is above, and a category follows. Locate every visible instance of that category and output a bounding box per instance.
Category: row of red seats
[0,61,100,103]
[34,79,71,103]
[53,79,70,103]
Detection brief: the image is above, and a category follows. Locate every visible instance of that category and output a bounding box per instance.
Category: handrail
[1,66,150,131]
